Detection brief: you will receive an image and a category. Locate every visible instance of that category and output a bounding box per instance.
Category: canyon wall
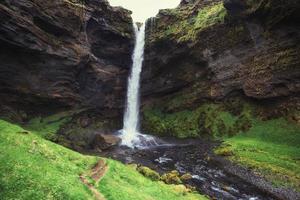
[141,0,300,137]
[0,0,134,121]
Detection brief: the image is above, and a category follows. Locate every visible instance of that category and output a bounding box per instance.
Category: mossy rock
[180,173,193,181]
[215,146,234,156]
[127,163,138,170]
[173,184,191,194]
[161,170,182,184]
[137,166,160,181]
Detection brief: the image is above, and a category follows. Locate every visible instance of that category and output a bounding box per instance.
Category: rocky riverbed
[97,137,300,200]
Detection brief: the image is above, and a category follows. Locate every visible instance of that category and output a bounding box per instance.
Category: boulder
[161,170,182,184]
[180,173,193,181]
[91,133,121,150]
[137,166,161,181]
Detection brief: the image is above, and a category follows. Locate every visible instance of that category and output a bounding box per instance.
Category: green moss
[142,108,200,138]
[216,118,300,191]
[151,2,227,43]
[194,3,226,30]
[180,173,193,181]
[161,170,182,185]
[99,160,207,200]
[142,103,250,138]
[137,166,161,181]
[214,144,234,156]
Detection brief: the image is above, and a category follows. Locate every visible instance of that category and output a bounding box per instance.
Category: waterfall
[120,23,146,147]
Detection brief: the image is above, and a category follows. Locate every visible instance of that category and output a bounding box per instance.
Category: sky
[107,0,181,22]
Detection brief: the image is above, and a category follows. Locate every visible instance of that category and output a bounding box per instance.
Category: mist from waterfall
[120,23,146,147]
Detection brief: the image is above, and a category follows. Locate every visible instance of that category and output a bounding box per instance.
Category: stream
[99,138,274,200]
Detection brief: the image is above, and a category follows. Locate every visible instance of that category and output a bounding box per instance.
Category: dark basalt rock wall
[142,0,300,111]
[0,0,134,120]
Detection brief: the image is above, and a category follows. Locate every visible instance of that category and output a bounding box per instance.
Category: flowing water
[120,23,157,148]
[100,139,276,200]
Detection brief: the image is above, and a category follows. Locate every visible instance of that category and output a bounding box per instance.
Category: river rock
[137,166,161,181]
[180,173,193,181]
[161,170,182,184]
[91,133,121,150]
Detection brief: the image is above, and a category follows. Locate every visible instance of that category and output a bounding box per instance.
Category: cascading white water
[120,23,146,147]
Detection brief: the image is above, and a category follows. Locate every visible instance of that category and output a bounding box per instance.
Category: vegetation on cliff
[148,1,226,43]
[142,102,252,138]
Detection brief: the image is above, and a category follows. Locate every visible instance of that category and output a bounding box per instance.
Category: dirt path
[80,159,109,200]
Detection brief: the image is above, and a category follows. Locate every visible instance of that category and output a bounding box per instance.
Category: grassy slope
[0,119,97,200]
[0,119,207,200]
[99,159,207,200]
[216,118,300,191]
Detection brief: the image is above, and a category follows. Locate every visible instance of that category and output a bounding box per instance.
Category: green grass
[24,111,74,140]
[99,159,207,200]
[1,119,208,200]
[0,119,98,200]
[216,119,300,191]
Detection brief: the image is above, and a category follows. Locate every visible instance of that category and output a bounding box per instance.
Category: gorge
[0,0,299,200]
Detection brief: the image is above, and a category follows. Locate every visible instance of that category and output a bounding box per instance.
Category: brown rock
[91,133,121,150]
[141,0,300,117]
[0,0,134,115]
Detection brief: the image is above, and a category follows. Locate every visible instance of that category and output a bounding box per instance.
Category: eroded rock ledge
[140,0,300,138]
[143,0,300,101]
[0,0,134,121]
[142,0,299,113]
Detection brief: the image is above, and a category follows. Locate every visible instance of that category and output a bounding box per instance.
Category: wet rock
[91,133,121,150]
[78,116,91,128]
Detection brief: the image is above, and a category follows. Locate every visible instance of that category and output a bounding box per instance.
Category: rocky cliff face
[141,0,300,137]
[0,0,134,121]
